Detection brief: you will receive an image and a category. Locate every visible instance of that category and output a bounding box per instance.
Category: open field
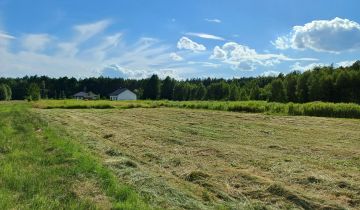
[32,100,360,119]
[32,103,360,209]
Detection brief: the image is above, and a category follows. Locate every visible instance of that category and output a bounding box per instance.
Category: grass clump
[185,171,210,182]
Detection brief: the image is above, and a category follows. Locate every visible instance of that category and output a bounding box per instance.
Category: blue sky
[0,0,359,79]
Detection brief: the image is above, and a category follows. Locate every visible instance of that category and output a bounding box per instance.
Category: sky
[0,0,360,79]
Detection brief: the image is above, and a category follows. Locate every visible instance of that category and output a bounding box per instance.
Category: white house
[109,88,137,100]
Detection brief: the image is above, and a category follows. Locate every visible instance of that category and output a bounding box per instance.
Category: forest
[1,60,360,104]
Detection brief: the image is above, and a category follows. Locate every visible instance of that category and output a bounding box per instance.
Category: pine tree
[160,76,175,99]
[143,74,160,100]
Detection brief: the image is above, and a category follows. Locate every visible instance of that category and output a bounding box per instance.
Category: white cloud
[291,60,358,71]
[57,42,79,57]
[177,36,206,52]
[102,64,183,80]
[185,32,225,41]
[21,34,51,52]
[290,62,327,72]
[73,19,111,42]
[211,42,317,71]
[272,17,360,53]
[336,60,356,67]
[210,46,227,60]
[271,36,291,50]
[169,52,183,61]
[0,32,15,39]
[261,70,280,77]
[204,18,221,23]
[187,61,220,68]
[0,20,191,79]
[0,32,15,50]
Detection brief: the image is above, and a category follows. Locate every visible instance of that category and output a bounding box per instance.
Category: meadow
[1,100,360,209]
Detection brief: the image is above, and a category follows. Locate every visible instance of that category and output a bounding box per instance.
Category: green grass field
[1,100,360,209]
[0,102,150,210]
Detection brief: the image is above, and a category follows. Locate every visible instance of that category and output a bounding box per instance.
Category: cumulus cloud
[272,17,360,53]
[210,42,316,70]
[261,70,281,77]
[290,62,328,71]
[21,34,51,52]
[169,52,183,61]
[272,36,291,50]
[185,32,224,41]
[204,18,221,23]
[291,60,359,72]
[336,60,356,67]
[177,36,206,52]
[210,46,227,60]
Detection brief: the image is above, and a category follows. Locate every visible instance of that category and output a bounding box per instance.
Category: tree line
[1,61,360,103]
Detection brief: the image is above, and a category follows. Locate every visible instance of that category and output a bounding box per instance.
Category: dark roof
[73,91,99,98]
[73,91,87,97]
[109,88,130,96]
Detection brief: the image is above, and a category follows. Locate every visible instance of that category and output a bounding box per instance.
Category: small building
[109,88,137,100]
[73,91,99,100]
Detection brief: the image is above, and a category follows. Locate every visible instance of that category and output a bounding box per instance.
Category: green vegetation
[2,61,360,104]
[27,83,41,101]
[143,74,161,100]
[2,100,360,209]
[0,84,12,100]
[32,99,360,119]
[0,102,150,209]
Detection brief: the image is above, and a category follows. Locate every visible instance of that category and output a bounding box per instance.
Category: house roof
[73,91,98,98]
[73,91,87,97]
[109,88,130,96]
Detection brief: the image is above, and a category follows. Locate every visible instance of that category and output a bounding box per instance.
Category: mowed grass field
[1,100,360,209]
[0,102,150,210]
[29,101,360,209]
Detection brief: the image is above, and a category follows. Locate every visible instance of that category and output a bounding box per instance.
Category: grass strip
[0,103,150,209]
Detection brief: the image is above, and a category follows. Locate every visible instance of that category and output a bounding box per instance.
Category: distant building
[109,88,137,100]
[73,91,99,100]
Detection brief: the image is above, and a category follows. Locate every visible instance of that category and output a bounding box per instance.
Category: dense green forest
[1,61,360,103]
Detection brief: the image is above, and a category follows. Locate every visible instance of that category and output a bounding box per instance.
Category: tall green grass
[31,99,360,119]
[153,100,360,119]
[0,103,150,209]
